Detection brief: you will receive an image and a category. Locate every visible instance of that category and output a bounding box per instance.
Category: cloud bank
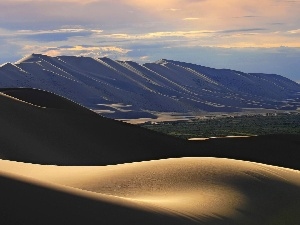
[0,0,299,81]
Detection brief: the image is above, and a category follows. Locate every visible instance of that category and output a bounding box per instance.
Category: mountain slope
[0,88,300,169]
[1,54,299,119]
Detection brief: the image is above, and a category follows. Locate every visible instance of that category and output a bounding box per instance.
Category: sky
[0,0,300,82]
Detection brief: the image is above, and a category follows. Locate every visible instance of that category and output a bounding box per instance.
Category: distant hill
[0,88,190,165]
[1,54,299,119]
[0,88,300,169]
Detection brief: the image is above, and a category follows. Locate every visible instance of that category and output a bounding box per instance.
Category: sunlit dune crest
[0,0,300,223]
[1,87,300,224]
[1,157,300,224]
[189,136,253,141]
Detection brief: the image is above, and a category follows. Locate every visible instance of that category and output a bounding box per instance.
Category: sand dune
[1,88,300,224]
[0,88,300,170]
[0,89,189,165]
[0,88,94,114]
[1,157,300,224]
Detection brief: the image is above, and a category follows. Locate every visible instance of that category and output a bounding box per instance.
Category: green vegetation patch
[140,114,300,139]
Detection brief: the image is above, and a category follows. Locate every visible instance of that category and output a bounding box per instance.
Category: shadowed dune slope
[0,173,196,225]
[1,157,300,225]
[0,88,93,114]
[0,88,300,168]
[0,89,189,165]
[189,134,300,170]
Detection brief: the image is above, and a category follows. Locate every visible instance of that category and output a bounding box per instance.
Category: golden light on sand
[1,85,300,224]
[1,157,300,223]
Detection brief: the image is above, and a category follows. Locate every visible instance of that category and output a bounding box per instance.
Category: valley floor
[139,111,300,139]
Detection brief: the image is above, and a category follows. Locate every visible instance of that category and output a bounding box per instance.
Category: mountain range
[1,87,300,224]
[1,54,299,119]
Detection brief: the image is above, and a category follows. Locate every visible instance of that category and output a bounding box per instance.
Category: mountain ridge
[1,87,300,169]
[1,53,299,119]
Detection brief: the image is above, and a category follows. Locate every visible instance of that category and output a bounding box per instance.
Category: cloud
[0,0,299,81]
[0,0,150,31]
[0,39,24,63]
[22,29,95,42]
[183,18,199,21]
[0,28,104,46]
[288,29,300,34]
[233,15,259,18]
[3,0,100,4]
[59,45,130,53]
[104,30,215,40]
[220,28,267,33]
[126,45,300,82]
[167,8,181,11]
[35,45,131,59]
